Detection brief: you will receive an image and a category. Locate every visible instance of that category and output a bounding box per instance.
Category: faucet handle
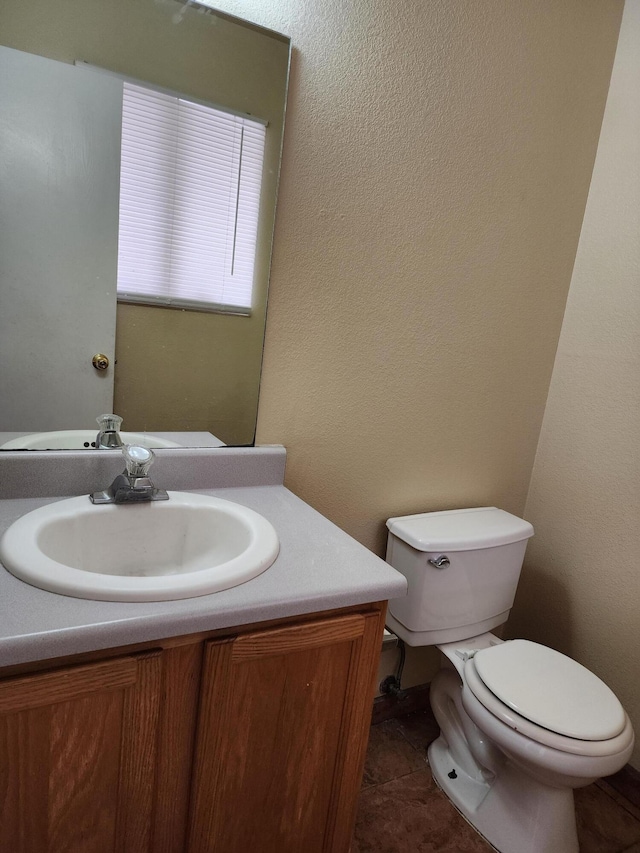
[96,413,124,449]
[96,413,123,432]
[123,445,155,478]
[90,444,168,503]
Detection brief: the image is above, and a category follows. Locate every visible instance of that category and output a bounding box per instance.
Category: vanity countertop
[0,448,406,668]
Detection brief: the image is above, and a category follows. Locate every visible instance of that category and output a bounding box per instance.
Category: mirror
[0,0,290,449]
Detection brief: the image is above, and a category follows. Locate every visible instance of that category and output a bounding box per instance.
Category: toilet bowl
[385,508,634,853]
[426,633,634,853]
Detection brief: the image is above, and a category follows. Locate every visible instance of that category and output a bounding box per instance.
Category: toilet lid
[473,640,626,741]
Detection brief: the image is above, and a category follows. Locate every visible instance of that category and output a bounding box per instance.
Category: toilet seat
[464,643,633,757]
[472,640,626,740]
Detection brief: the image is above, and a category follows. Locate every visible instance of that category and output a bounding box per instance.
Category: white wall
[509,0,640,770]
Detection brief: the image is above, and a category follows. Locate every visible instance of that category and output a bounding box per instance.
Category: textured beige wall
[508,0,640,769]
[209,0,623,692]
[214,0,622,550]
[0,0,289,444]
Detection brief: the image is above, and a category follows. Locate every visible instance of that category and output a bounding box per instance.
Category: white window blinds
[117,82,266,314]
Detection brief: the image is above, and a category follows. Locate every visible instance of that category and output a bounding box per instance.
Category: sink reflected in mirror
[0,430,185,451]
[0,492,280,601]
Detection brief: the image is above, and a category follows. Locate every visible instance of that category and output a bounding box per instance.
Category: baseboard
[371,682,640,810]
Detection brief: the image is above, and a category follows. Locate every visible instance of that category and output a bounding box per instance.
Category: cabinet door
[0,651,162,853]
[188,610,384,853]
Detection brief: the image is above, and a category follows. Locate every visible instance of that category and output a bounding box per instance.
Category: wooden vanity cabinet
[0,603,385,853]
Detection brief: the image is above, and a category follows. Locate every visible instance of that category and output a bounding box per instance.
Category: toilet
[385,507,634,853]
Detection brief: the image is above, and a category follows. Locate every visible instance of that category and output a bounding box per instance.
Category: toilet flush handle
[428,555,450,569]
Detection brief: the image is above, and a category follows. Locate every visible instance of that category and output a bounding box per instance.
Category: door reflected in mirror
[0,0,290,448]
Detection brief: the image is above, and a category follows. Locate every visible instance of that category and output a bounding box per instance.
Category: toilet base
[428,736,579,853]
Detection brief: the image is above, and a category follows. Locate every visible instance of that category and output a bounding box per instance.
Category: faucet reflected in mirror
[0,0,290,448]
[96,414,125,450]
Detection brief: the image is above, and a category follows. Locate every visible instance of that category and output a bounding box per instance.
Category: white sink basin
[0,493,279,602]
[0,430,182,450]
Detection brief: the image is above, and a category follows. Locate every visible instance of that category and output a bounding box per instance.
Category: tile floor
[352,710,640,853]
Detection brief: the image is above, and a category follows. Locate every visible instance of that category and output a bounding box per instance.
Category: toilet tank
[386,507,534,646]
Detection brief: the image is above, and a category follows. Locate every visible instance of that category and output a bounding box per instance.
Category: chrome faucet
[96,414,124,449]
[90,445,169,504]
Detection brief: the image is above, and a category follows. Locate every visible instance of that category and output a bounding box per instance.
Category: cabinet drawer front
[0,657,138,714]
[231,613,366,661]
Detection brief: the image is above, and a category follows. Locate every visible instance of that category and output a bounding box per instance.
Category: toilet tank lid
[386,507,534,552]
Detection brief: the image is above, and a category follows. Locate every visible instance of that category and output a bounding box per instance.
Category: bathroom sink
[0,430,182,450]
[0,493,279,601]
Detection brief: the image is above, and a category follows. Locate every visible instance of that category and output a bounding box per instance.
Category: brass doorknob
[92,353,110,371]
